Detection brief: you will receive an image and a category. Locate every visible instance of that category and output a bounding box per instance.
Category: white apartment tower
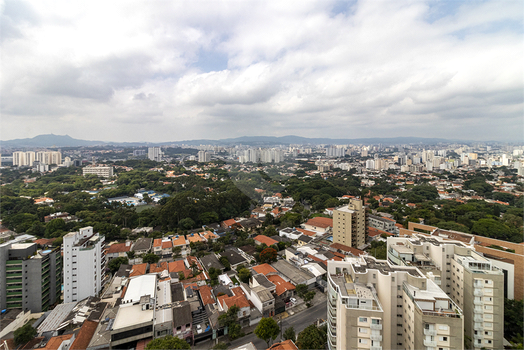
[198,150,211,163]
[148,147,163,162]
[387,234,504,350]
[327,257,464,350]
[36,151,62,165]
[12,151,36,166]
[63,227,106,303]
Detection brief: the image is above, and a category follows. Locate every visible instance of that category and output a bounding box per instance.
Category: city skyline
[1,0,523,142]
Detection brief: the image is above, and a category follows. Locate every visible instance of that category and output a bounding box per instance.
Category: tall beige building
[327,257,464,350]
[387,235,504,350]
[333,199,366,248]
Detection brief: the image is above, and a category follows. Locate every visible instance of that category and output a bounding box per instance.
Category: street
[194,299,327,349]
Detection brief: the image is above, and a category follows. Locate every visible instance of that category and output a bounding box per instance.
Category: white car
[290,297,296,303]
[196,325,202,334]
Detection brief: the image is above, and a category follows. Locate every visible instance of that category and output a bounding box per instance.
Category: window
[359,317,368,323]
[438,325,448,331]
[359,339,368,344]
[373,274,376,279]
[359,328,368,334]
[439,336,448,341]
[398,285,401,291]
[485,340,492,344]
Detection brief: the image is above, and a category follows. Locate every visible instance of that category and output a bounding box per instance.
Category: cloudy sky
[1,0,522,142]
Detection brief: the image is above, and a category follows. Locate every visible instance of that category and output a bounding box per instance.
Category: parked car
[196,325,202,334]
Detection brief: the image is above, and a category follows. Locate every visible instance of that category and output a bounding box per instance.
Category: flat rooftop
[112,303,154,330]
[353,257,423,277]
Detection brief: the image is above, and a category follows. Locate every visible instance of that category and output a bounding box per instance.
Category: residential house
[172,235,190,257]
[106,241,133,260]
[172,301,193,344]
[302,217,333,234]
[221,249,248,269]
[254,235,279,247]
[199,254,225,273]
[153,239,162,256]
[132,237,152,255]
[266,274,296,299]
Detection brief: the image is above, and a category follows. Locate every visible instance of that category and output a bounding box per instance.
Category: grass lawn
[135,204,156,213]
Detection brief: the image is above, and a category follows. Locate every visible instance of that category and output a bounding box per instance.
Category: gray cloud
[1,0,522,142]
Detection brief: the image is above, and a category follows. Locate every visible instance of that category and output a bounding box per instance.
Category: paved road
[195,300,327,349]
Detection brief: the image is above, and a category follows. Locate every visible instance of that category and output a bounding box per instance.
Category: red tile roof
[330,243,365,256]
[305,217,333,229]
[42,334,73,350]
[295,228,316,237]
[168,260,187,273]
[254,235,279,246]
[129,263,147,277]
[172,235,187,246]
[252,263,277,276]
[161,240,172,249]
[199,285,216,306]
[34,238,55,246]
[223,219,237,227]
[186,256,202,270]
[107,242,132,254]
[70,320,98,350]
[149,261,168,273]
[153,238,162,247]
[368,227,394,237]
[267,339,299,350]
[223,294,250,309]
[187,234,203,243]
[267,275,295,296]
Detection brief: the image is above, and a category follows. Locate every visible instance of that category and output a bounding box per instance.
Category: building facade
[63,227,107,303]
[333,199,366,248]
[387,234,504,350]
[0,239,61,312]
[327,257,464,350]
[12,151,36,166]
[82,166,114,178]
[148,147,163,162]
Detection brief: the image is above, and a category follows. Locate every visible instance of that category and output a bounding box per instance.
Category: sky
[1,0,523,143]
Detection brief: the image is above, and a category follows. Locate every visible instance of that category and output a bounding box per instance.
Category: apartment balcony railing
[424,329,437,336]
[370,334,382,341]
[371,324,382,330]
[424,340,437,347]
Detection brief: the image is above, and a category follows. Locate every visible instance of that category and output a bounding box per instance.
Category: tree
[505,298,524,346]
[212,342,229,350]
[108,256,129,274]
[219,256,231,270]
[142,253,160,264]
[14,323,37,346]
[254,317,280,347]
[303,290,316,307]
[218,305,244,340]
[283,326,296,342]
[259,247,277,263]
[237,267,252,283]
[145,335,190,349]
[296,324,327,350]
[295,284,308,298]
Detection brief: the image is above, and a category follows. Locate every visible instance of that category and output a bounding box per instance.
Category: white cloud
[1,0,522,142]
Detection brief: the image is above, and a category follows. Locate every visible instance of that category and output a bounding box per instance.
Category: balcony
[474,323,483,331]
[474,308,483,314]
[371,347,382,350]
[474,315,484,322]
[424,340,437,347]
[474,289,483,296]
[370,334,382,341]
[424,329,437,336]
[473,299,483,305]
[371,324,382,330]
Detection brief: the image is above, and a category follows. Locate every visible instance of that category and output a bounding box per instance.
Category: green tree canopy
[108,256,129,274]
[254,317,280,347]
[14,323,37,346]
[283,326,296,342]
[296,324,327,350]
[142,253,160,264]
[145,335,190,349]
[259,247,277,263]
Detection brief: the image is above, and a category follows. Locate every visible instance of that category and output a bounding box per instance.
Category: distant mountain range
[1,133,464,148]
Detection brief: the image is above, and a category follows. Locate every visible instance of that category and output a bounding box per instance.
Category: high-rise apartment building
[36,151,62,165]
[148,147,163,162]
[12,151,36,166]
[327,257,464,350]
[198,150,211,162]
[388,234,504,350]
[63,227,107,303]
[0,238,61,312]
[333,199,366,248]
